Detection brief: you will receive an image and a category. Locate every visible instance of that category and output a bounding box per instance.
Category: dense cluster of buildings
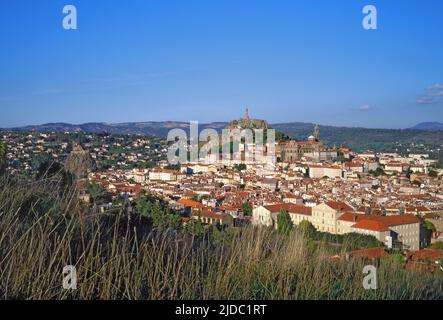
[3,113,443,262]
[276,125,338,162]
[86,125,443,252]
[252,202,421,250]
[1,132,168,176]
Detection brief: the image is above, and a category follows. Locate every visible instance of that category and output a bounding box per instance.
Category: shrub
[431,242,443,250]
[298,220,317,238]
[277,209,293,235]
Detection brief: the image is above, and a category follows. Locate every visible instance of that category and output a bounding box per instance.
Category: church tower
[244,108,249,121]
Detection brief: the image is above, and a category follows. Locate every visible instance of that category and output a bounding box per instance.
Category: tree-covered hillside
[273,122,443,154]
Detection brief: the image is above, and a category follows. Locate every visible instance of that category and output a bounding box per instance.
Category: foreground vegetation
[0,175,442,300]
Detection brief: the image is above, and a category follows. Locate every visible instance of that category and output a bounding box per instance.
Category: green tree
[149,204,164,228]
[298,220,317,239]
[341,233,383,250]
[164,164,181,171]
[112,195,125,206]
[165,211,182,230]
[241,202,252,216]
[88,183,108,205]
[411,180,421,186]
[209,225,224,244]
[277,209,293,235]
[137,198,181,231]
[369,167,386,177]
[35,158,60,180]
[35,160,74,189]
[233,164,247,171]
[31,153,52,172]
[423,220,436,232]
[136,161,155,169]
[429,170,438,178]
[184,219,205,236]
[136,196,154,217]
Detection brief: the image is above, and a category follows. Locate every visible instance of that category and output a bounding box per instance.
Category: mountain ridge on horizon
[2,120,443,132]
[411,122,443,131]
[2,121,443,153]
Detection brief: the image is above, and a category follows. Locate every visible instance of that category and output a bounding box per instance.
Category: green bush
[277,209,293,235]
[431,242,443,250]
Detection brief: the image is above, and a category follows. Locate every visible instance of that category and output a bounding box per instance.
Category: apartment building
[309,165,342,179]
[252,203,312,228]
[253,202,422,250]
[148,167,181,181]
[311,201,354,233]
[338,213,421,250]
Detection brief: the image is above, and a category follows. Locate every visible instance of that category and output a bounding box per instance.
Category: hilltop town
[2,111,443,270]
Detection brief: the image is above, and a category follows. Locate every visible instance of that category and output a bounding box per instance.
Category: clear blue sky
[1,0,442,128]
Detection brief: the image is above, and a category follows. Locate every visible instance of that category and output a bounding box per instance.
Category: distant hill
[272,122,443,152]
[4,122,229,137]
[3,121,443,153]
[411,122,443,131]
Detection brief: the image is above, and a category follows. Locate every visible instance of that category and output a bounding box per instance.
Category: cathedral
[277,125,337,162]
[225,109,337,163]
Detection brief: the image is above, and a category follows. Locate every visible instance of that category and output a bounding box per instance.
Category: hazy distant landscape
[3,121,443,154]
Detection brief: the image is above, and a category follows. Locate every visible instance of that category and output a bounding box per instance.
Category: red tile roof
[349,247,389,259]
[198,209,230,219]
[177,199,205,208]
[218,205,240,211]
[352,220,390,232]
[346,214,420,232]
[379,215,420,226]
[264,203,312,216]
[325,201,354,212]
[407,249,443,261]
[345,162,363,168]
[310,165,342,169]
[338,212,369,223]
